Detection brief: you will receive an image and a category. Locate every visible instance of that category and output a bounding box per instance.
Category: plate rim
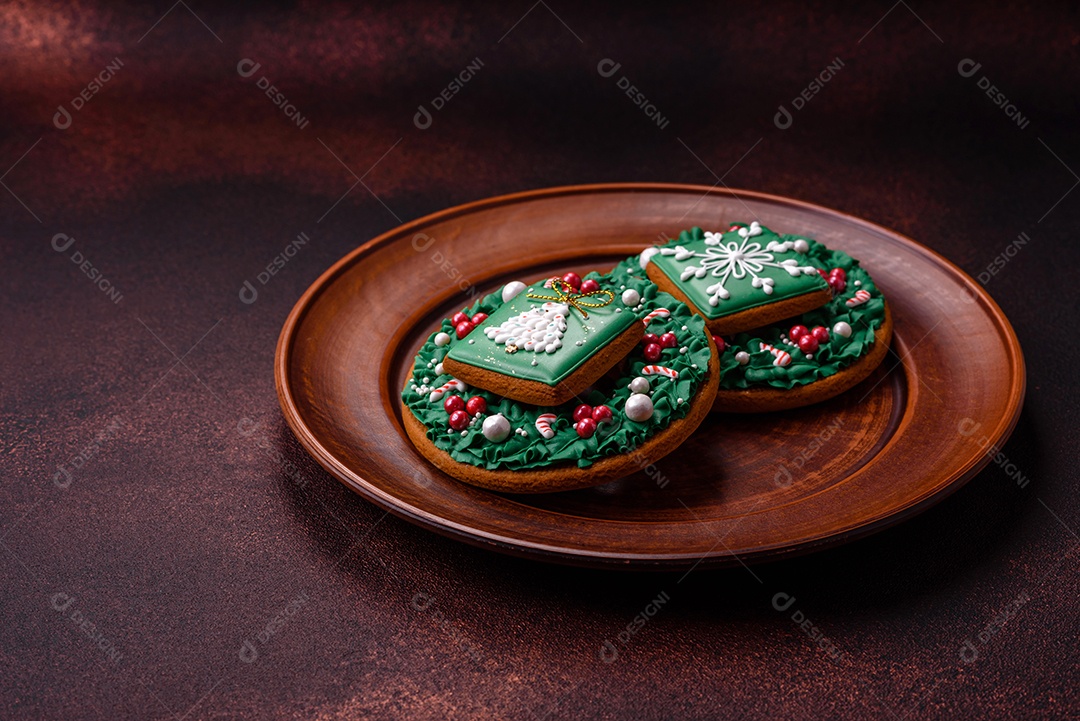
[275,182,1026,568]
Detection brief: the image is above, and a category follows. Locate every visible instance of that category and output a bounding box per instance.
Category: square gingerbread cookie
[644,221,832,335]
[441,273,645,406]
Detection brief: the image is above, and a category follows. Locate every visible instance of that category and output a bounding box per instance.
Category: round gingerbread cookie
[616,231,891,413]
[400,268,718,493]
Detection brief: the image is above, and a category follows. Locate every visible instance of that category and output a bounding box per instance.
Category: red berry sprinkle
[579,278,600,294]
[712,335,726,353]
[641,333,660,347]
[465,396,487,416]
[789,325,809,341]
[644,343,663,362]
[798,335,819,354]
[659,332,678,349]
[455,320,475,339]
[561,272,582,291]
[443,395,465,414]
[471,312,488,325]
[573,404,593,423]
[592,405,613,424]
[575,417,597,439]
[448,410,470,431]
[451,312,470,326]
[811,326,830,343]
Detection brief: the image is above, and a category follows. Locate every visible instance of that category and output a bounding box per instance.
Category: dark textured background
[2,1,1078,718]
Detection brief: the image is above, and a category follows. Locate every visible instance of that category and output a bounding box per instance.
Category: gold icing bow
[526,278,614,319]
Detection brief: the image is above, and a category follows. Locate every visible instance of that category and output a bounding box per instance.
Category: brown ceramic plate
[275,183,1025,570]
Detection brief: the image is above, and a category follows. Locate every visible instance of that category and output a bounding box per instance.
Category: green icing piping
[620,225,886,391]
[402,269,712,471]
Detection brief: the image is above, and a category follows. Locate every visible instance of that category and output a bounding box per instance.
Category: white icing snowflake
[659,221,817,306]
[484,302,567,354]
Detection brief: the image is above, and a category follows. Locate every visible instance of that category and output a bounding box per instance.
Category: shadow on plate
[274,406,1039,623]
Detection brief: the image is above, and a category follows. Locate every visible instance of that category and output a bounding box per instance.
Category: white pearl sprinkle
[482,414,511,443]
[854,280,861,286]
[422,377,430,384]
[691,363,698,369]
[735,351,750,365]
[624,393,654,422]
[502,281,527,302]
[434,332,451,347]
[681,325,688,331]
[679,347,688,354]
[615,307,622,313]
[460,430,467,436]
[434,363,444,376]
[531,359,538,366]
[677,398,684,404]
[468,339,475,344]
